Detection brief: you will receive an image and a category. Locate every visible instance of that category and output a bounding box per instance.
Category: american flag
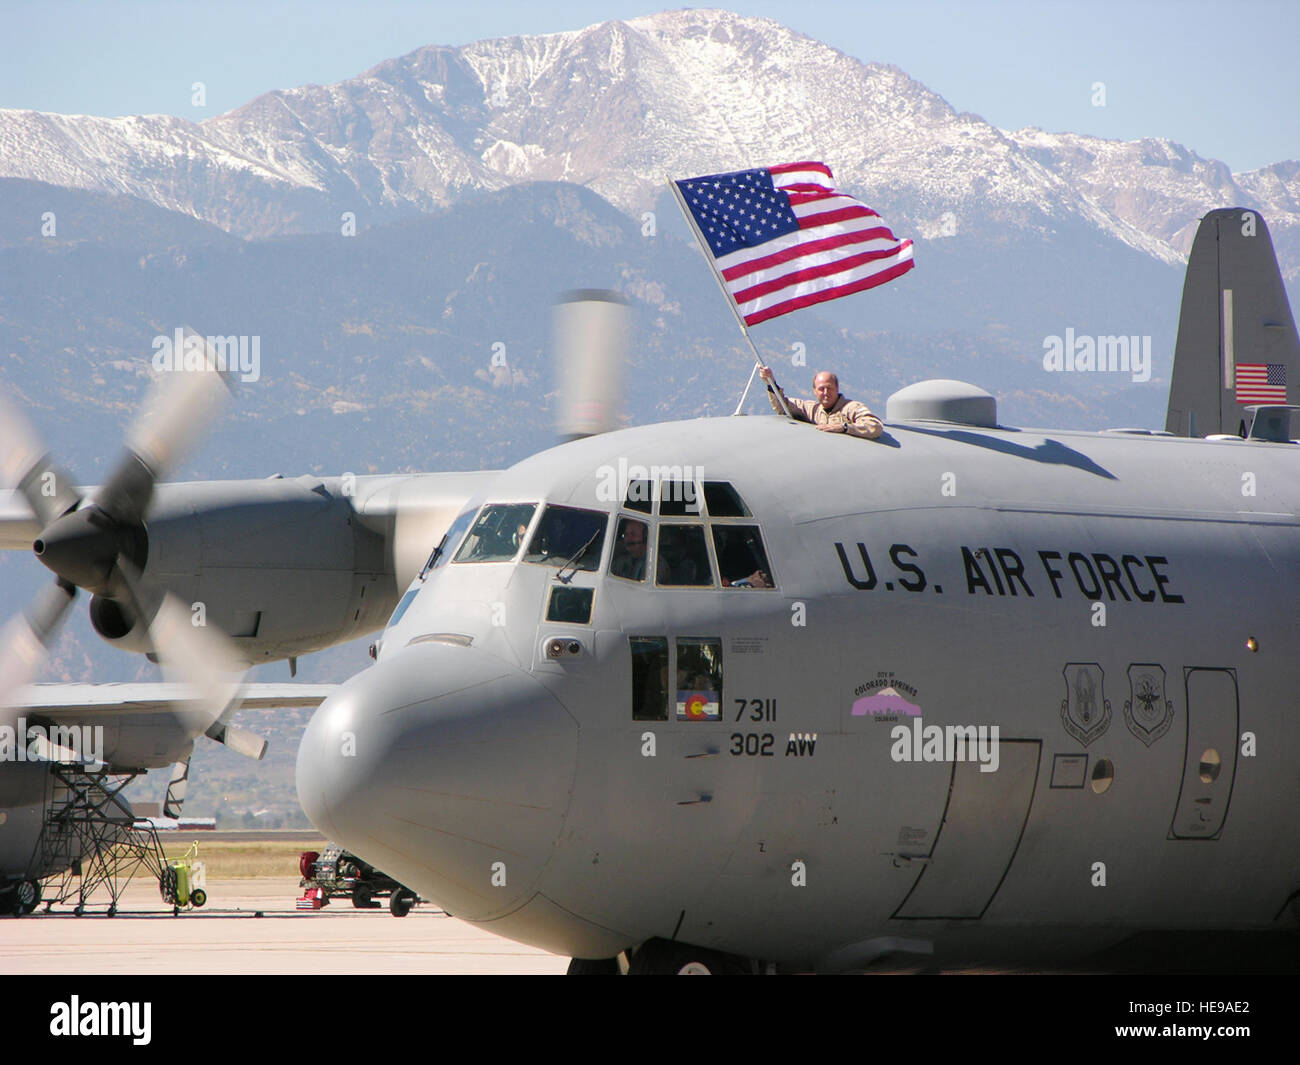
[674,161,913,326]
[1235,363,1287,404]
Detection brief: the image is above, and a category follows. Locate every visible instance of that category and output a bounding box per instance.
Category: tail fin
[1165,208,1298,437]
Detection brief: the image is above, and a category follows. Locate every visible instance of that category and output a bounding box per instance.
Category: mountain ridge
[1,9,1294,274]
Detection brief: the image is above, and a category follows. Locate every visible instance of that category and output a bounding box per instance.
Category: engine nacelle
[135,475,409,664]
[88,594,153,652]
[79,471,482,666]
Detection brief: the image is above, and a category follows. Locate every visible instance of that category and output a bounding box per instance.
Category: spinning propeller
[1,331,250,801]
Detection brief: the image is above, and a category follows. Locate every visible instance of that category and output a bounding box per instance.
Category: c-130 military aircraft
[2,208,1297,972]
[297,207,1299,974]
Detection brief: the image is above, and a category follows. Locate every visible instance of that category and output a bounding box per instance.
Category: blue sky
[2,0,1296,172]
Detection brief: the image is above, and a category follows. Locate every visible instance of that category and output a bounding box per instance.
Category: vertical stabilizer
[1165,208,1298,436]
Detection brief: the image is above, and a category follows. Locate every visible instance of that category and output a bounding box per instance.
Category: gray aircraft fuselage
[297,408,1300,969]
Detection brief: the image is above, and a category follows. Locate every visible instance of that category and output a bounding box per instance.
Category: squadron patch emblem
[1060,662,1112,747]
[1123,663,1174,746]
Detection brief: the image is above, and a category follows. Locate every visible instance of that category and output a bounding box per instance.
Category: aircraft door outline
[891,739,1042,921]
[1169,667,1239,840]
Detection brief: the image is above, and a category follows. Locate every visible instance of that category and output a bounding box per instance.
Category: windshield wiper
[419,533,449,580]
[555,530,602,584]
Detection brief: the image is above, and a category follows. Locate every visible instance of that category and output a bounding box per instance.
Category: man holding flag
[759,366,883,439]
[669,160,912,429]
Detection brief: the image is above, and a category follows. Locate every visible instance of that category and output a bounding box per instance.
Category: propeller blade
[552,290,629,441]
[116,560,247,735]
[205,719,268,760]
[0,580,76,711]
[97,329,235,524]
[163,758,190,819]
[147,593,248,735]
[0,392,81,527]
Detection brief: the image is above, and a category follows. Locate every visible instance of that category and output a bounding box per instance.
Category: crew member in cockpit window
[610,517,648,581]
[759,366,883,440]
[714,526,772,588]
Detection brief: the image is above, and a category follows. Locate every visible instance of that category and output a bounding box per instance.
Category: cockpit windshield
[453,503,537,563]
[523,505,608,571]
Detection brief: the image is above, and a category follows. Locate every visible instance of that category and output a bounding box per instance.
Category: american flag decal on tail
[1235,362,1287,404]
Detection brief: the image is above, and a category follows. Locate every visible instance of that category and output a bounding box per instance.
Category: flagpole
[666,177,794,420]
[733,361,759,416]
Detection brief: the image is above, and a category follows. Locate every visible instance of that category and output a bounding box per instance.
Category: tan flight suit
[767,386,884,440]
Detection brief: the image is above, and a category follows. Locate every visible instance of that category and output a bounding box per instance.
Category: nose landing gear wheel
[566,957,621,975]
[628,938,751,975]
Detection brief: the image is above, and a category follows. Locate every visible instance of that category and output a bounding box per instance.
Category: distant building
[138,816,217,832]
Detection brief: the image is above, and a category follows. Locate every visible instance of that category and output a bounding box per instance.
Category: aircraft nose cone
[296,641,578,921]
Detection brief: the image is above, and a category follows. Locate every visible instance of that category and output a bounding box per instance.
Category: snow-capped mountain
[1,9,1294,273]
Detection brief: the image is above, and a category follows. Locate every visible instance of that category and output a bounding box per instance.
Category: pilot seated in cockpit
[714,526,771,588]
[610,518,648,581]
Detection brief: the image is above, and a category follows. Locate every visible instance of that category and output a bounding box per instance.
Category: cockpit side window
[422,505,479,576]
[453,503,537,563]
[609,517,649,582]
[524,505,608,571]
[656,524,713,587]
[630,637,669,721]
[712,525,774,588]
[386,587,419,628]
[676,637,723,720]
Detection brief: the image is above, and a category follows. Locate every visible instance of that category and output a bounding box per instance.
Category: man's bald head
[813,371,841,410]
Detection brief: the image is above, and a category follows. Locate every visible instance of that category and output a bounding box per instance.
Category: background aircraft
[0,298,625,910]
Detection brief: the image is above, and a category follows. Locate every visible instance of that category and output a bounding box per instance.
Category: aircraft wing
[5,682,338,717]
[4,682,338,766]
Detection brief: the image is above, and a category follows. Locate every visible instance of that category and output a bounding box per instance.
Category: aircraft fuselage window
[712,525,774,588]
[702,481,751,517]
[658,481,701,516]
[524,505,608,571]
[453,503,537,563]
[676,637,723,721]
[610,517,649,582]
[421,504,480,576]
[630,636,669,721]
[656,524,713,586]
[547,586,594,624]
[624,479,653,514]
